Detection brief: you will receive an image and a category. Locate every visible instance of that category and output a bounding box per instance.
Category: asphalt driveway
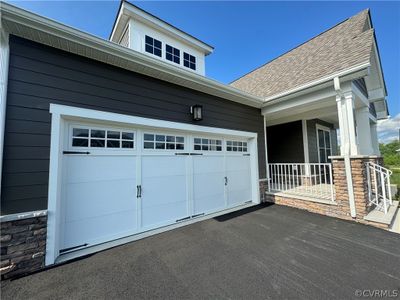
[2,204,400,299]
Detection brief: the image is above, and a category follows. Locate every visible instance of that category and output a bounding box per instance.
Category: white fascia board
[0,2,262,108]
[49,104,258,139]
[262,62,371,106]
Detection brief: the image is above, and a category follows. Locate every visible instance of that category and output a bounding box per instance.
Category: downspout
[334,77,356,218]
[263,116,269,191]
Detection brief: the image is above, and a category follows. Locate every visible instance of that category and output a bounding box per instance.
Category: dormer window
[184,52,196,70]
[145,35,162,57]
[166,45,180,64]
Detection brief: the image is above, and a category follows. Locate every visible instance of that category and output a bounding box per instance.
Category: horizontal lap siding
[1,36,265,214]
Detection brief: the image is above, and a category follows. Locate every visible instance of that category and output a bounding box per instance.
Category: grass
[387,166,400,200]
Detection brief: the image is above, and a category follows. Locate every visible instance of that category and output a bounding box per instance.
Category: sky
[6,0,400,143]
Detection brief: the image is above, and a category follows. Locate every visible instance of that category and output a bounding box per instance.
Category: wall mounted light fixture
[190,105,203,121]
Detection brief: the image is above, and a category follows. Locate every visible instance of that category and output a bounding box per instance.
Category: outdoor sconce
[190,105,203,121]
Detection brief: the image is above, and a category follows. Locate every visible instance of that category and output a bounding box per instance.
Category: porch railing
[366,162,392,214]
[267,163,335,202]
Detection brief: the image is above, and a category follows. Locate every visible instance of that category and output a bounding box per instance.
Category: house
[0,1,396,279]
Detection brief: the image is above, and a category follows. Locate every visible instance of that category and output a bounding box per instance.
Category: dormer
[110,1,214,76]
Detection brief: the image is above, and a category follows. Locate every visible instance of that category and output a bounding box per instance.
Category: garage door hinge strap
[63,151,90,155]
[176,216,191,222]
[190,153,203,156]
[175,153,190,155]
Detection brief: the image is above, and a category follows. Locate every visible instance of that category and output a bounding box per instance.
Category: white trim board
[302,120,309,163]
[0,29,10,195]
[46,103,260,265]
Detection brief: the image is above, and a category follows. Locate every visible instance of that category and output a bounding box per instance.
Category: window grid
[145,35,162,57]
[143,133,185,150]
[72,128,134,149]
[166,44,180,64]
[226,140,248,152]
[194,138,222,151]
[183,52,196,70]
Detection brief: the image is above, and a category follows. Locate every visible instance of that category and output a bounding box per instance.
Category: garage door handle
[224,176,228,186]
[137,185,142,198]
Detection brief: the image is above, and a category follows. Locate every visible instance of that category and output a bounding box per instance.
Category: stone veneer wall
[1,213,47,279]
[263,156,389,229]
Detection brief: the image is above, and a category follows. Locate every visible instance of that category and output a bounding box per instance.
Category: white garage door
[60,123,255,254]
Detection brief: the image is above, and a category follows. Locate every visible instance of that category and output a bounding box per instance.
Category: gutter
[0,2,263,108]
[262,62,371,106]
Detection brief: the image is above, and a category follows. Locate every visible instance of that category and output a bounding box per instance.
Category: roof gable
[230,9,374,99]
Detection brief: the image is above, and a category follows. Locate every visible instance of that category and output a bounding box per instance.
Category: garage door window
[72,127,134,149]
[226,140,247,152]
[143,133,185,150]
[193,138,222,151]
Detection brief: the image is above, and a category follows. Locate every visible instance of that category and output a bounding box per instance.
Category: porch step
[364,200,399,226]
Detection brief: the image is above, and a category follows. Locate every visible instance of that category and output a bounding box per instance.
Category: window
[183,52,196,70]
[193,138,222,151]
[145,35,162,57]
[72,127,134,149]
[226,140,248,152]
[317,127,331,163]
[143,133,184,150]
[166,45,180,64]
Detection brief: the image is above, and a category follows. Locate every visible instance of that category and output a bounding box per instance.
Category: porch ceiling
[262,89,339,126]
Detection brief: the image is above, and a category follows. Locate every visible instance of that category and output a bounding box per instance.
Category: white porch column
[355,106,374,155]
[336,92,358,156]
[370,122,380,155]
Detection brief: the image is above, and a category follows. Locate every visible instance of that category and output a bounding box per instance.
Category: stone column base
[1,211,47,279]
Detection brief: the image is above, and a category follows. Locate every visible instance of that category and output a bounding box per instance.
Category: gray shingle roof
[230,9,374,99]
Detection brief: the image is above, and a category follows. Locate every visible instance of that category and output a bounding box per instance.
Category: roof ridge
[230,8,370,85]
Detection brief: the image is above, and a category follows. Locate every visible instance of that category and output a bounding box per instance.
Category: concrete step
[364,200,399,227]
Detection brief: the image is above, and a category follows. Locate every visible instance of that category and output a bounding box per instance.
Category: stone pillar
[331,156,383,220]
[355,106,374,155]
[0,212,47,279]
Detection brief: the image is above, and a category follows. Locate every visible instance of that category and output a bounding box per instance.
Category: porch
[261,78,397,228]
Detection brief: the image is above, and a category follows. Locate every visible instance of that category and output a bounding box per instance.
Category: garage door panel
[66,156,136,183]
[62,155,137,249]
[226,156,252,207]
[193,156,225,214]
[63,210,137,248]
[141,156,188,229]
[142,156,187,177]
[65,179,136,222]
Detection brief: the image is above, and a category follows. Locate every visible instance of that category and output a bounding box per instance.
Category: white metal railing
[267,163,334,202]
[366,162,393,214]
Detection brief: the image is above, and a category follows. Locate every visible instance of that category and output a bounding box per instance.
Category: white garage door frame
[46,104,260,266]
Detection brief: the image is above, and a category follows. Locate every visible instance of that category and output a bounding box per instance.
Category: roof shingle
[230,9,374,99]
